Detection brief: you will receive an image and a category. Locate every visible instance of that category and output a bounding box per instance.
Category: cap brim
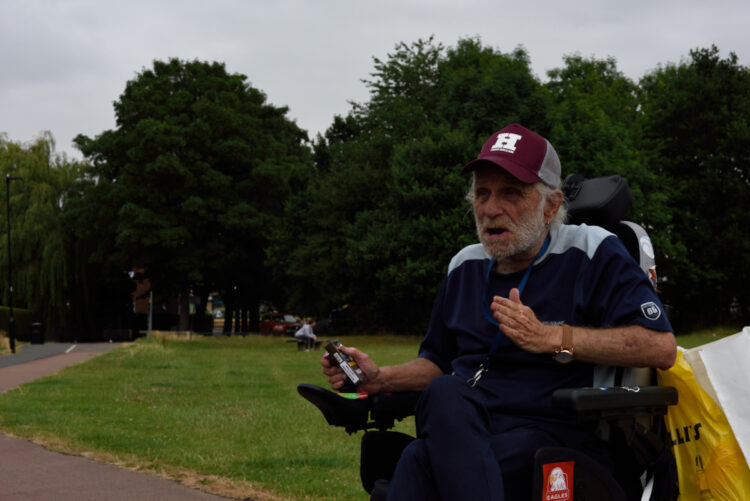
[460,158,541,184]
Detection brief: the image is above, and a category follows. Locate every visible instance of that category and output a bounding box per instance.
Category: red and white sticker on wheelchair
[542,461,574,500]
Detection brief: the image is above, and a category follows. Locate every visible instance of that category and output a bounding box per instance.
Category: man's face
[472,167,547,261]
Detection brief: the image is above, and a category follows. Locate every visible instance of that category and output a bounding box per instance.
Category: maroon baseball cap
[461,124,561,187]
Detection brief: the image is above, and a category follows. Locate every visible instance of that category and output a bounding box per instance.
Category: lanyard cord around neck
[469,234,550,387]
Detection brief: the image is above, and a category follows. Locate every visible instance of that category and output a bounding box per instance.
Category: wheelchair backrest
[563,174,657,289]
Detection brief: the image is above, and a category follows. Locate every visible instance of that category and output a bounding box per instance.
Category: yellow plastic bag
[658,350,750,500]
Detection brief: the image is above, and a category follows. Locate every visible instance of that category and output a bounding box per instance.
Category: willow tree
[0,132,86,332]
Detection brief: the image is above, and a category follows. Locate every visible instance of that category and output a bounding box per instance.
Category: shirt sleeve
[581,235,673,332]
[417,276,458,374]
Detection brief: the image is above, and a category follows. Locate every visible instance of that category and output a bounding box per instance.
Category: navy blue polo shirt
[418,223,673,424]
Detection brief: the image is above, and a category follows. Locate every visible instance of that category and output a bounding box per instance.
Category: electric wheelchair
[299,175,679,500]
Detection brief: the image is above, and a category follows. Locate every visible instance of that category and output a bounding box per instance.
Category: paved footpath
[0,343,233,501]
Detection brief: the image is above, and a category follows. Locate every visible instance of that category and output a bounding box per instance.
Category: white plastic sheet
[684,327,750,466]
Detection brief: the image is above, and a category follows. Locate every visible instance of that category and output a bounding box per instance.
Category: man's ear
[545,190,564,221]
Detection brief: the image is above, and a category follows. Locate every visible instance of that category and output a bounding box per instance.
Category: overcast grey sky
[1,0,748,159]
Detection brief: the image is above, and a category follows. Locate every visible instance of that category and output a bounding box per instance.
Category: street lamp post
[6,175,23,354]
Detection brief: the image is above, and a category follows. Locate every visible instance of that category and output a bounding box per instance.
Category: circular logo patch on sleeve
[641,301,662,320]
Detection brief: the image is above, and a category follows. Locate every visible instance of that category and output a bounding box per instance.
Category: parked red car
[259,313,301,336]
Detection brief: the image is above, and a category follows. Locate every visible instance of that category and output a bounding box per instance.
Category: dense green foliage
[73,59,312,332]
[639,46,750,329]
[0,306,32,340]
[272,39,749,332]
[0,40,747,336]
[546,56,672,246]
[271,38,552,331]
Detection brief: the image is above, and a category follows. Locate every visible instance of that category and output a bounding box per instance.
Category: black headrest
[563,174,633,230]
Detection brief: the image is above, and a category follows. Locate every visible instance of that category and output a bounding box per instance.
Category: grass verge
[674,325,741,349]
[0,335,421,500]
[0,326,743,499]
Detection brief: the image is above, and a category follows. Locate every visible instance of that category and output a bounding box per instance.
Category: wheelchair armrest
[297,383,370,432]
[555,386,679,473]
[553,386,678,420]
[297,383,420,434]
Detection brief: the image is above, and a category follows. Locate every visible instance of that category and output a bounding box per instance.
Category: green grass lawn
[672,325,741,349]
[0,335,421,500]
[0,326,743,500]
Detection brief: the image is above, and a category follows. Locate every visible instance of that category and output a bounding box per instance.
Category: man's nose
[485,194,506,216]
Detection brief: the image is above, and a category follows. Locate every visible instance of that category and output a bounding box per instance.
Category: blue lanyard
[469,234,550,386]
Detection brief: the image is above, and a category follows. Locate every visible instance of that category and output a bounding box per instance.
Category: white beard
[476,197,547,261]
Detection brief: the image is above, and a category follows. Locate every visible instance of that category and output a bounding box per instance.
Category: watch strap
[561,324,573,352]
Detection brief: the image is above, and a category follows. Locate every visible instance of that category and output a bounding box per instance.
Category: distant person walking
[294,321,317,351]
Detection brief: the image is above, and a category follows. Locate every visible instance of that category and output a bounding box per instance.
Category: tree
[546,55,643,177]
[639,46,750,328]
[545,55,677,274]
[270,38,549,331]
[60,156,138,340]
[75,58,311,331]
[0,132,86,333]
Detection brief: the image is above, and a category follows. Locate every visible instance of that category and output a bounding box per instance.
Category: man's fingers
[339,345,356,357]
[496,302,523,320]
[330,373,347,389]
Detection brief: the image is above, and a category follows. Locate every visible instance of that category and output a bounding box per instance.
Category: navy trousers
[386,375,611,501]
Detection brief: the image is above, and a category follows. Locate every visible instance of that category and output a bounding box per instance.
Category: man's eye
[502,188,521,200]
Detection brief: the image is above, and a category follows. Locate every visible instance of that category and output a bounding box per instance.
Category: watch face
[554,350,574,364]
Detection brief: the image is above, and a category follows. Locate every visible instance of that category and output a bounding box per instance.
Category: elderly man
[322,124,677,500]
